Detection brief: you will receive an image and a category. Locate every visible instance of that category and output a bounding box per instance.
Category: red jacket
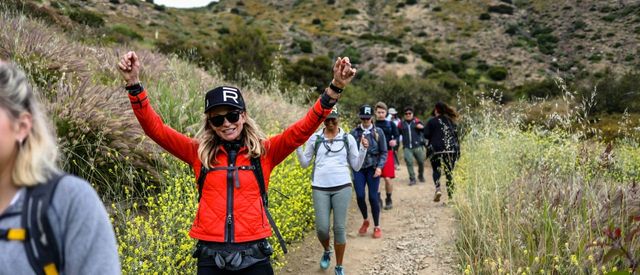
[128,90,331,242]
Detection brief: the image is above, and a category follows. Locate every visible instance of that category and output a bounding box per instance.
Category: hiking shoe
[358,220,370,235]
[408,179,416,186]
[335,265,345,275]
[372,227,382,238]
[434,187,442,202]
[384,198,393,210]
[320,250,331,270]
[418,175,425,183]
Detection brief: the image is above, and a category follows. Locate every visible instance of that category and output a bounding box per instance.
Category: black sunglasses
[208,110,242,127]
[404,112,413,115]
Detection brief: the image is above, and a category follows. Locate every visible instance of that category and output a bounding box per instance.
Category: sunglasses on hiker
[208,110,242,127]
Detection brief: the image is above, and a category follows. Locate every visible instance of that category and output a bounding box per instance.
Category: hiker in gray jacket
[0,61,120,274]
[296,106,367,275]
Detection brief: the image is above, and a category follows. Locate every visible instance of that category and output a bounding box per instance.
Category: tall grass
[455,91,640,274]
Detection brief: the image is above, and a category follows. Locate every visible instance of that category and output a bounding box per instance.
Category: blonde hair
[0,62,60,186]
[195,111,266,168]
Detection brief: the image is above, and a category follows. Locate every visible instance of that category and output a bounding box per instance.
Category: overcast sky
[154,0,217,8]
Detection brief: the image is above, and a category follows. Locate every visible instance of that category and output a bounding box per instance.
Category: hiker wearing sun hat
[118,50,357,274]
[296,105,367,275]
[350,104,387,239]
[387,107,402,170]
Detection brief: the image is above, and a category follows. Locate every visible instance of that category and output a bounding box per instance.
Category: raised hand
[331,57,357,88]
[117,51,141,86]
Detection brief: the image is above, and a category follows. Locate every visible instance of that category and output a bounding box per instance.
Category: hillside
[8,0,640,88]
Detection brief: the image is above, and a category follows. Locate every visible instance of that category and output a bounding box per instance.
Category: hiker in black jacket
[398,106,426,185]
[424,102,460,202]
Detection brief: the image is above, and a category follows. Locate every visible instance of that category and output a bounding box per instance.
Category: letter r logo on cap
[223,89,239,104]
[365,107,371,115]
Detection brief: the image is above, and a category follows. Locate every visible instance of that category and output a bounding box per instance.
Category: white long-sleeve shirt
[296,128,367,188]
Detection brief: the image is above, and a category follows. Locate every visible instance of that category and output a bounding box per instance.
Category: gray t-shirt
[0,175,121,274]
[296,128,367,188]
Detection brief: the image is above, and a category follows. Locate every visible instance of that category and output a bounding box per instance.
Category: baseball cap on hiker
[204,86,245,113]
[388,108,398,115]
[327,106,339,119]
[359,104,373,119]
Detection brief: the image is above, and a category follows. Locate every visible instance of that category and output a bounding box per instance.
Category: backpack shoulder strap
[197,165,209,202]
[23,173,66,275]
[312,132,325,156]
[250,157,288,254]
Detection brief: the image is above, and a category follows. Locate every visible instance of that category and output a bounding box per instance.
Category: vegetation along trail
[282,162,458,275]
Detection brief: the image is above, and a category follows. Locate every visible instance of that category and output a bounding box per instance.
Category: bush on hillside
[212,25,276,83]
[488,4,514,15]
[582,69,640,114]
[512,78,562,99]
[68,9,105,27]
[488,66,508,81]
[339,46,361,64]
[344,8,359,15]
[106,24,143,43]
[283,55,333,93]
[479,13,491,20]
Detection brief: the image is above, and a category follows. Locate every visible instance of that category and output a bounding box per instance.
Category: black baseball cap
[204,86,246,113]
[359,104,373,119]
[327,106,339,119]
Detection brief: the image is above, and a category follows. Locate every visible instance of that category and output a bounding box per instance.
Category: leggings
[431,153,458,197]
[353,166,381,226]
[312,186,352,244]
[197,259,273,275]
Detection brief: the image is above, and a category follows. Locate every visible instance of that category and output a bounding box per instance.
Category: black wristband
[125,82,144,96]
[329,82,344,94]
[320,91,338,109]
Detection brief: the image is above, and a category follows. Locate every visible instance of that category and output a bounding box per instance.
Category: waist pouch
[192,239,273,271]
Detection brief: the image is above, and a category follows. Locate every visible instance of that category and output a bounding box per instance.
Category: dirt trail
[281,163,458,275]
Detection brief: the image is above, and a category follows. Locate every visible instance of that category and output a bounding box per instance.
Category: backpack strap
[197,165,209,202]
[22,173,66,275]
[250,157,288,254]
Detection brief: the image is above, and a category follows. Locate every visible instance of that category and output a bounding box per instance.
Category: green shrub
[344,8,359,15]
[406,0,418,5]
[107,24,143,43]
[512,78,561,99]
[283,55,332,92]
[339,46,361,64]
[410,43,428,56]
[212,25,276,82]
[68,9,105,27]
[460,52,476,61]
[396,55,408,63]
[385,52,398,63]
[297,39,313,53]
[487,66,508,81]
[479,13,491,20]
[488,4,514,14]
[153,4,165,11]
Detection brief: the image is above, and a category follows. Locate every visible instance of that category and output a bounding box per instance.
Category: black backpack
[1,174,66,275]
[197,158,288,253]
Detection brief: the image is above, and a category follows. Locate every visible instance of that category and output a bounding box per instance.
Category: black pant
[431,153,458,198]
[197,259,273,275]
